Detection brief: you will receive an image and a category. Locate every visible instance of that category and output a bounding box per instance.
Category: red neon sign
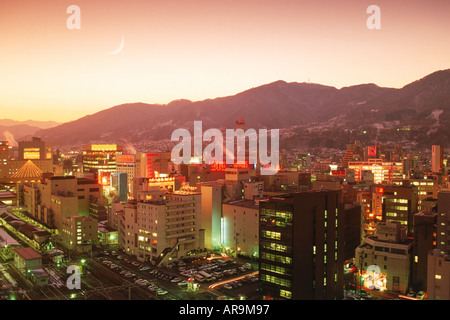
[211,162,227,172]
[233,161,249,169]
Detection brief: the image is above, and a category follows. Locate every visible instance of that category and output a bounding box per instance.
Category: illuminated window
[280,290,292,299]
[435,275,442,280]
[262,230,281,240]
[23,148,40,159]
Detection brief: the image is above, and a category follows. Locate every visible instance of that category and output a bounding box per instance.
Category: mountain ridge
[31,69,450,150]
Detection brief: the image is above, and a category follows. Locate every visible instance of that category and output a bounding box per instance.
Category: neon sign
[211,162,227,172]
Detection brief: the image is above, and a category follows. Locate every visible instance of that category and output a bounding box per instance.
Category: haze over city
[1,0,449,122]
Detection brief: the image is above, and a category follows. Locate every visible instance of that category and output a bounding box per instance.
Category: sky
[0,0,449,122]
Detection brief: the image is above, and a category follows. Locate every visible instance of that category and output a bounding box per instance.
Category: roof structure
[10,160,43,180]
[15,247,42,260]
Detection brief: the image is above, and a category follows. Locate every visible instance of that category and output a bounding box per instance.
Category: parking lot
[98,249,259,300]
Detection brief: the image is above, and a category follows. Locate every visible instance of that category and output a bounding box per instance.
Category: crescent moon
[108,36,125,55]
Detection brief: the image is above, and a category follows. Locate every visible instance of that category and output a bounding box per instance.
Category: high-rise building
[427,192,450,301]
[136,151,172,178]
[259,189,345,300]
[116,154,136,194]
[432,145,444,173]
[118,189,203,263]
[111,172,128,202]
[201,182,224,252]
[82,144,123,183]
[393,178,438,210]
[436,191,450,256]
[372,184,419,235]
[412,209,437,292]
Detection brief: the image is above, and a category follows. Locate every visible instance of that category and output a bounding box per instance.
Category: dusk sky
[1,0,449,122]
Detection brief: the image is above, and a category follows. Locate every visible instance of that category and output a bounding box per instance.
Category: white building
[222,199,259,258]
[119,189,203,263]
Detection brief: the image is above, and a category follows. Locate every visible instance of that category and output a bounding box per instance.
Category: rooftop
[15,247,42,260]
[224,199,260,209]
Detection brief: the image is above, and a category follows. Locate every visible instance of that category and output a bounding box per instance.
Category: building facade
[259,189,345,300]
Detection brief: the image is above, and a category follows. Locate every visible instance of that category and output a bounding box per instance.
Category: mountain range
[0,119,62,147]
[31,69,450,151]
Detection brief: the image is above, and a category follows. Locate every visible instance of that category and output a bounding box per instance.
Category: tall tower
[432,145,443,173]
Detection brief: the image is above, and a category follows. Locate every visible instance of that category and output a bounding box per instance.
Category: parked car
[156,290,168,296]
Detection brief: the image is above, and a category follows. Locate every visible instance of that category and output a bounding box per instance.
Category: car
[360,290,369,297]
[417,291,425,300]
[117,255,124,260]
[171,277,182,283]
[140,266,150,271]
[125,273,136,278]
[156,290,168,295]
[223,284,233,290]
[407,290,415,297]
[177,281,188,287]
[111,251,118,256]
[135,279,149,287]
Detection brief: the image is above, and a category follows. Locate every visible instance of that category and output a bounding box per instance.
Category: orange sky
[1,0,449,122]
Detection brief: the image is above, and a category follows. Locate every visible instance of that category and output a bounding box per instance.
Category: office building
[432,145,444,173]
[82,144,123,183]
[119,189,203,263]
[372,184,419,235]
[259,189,345,300]
[412,209,437,292]
[111,172,128,202]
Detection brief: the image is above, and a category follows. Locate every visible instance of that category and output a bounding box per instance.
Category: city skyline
[1,0,449,122]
